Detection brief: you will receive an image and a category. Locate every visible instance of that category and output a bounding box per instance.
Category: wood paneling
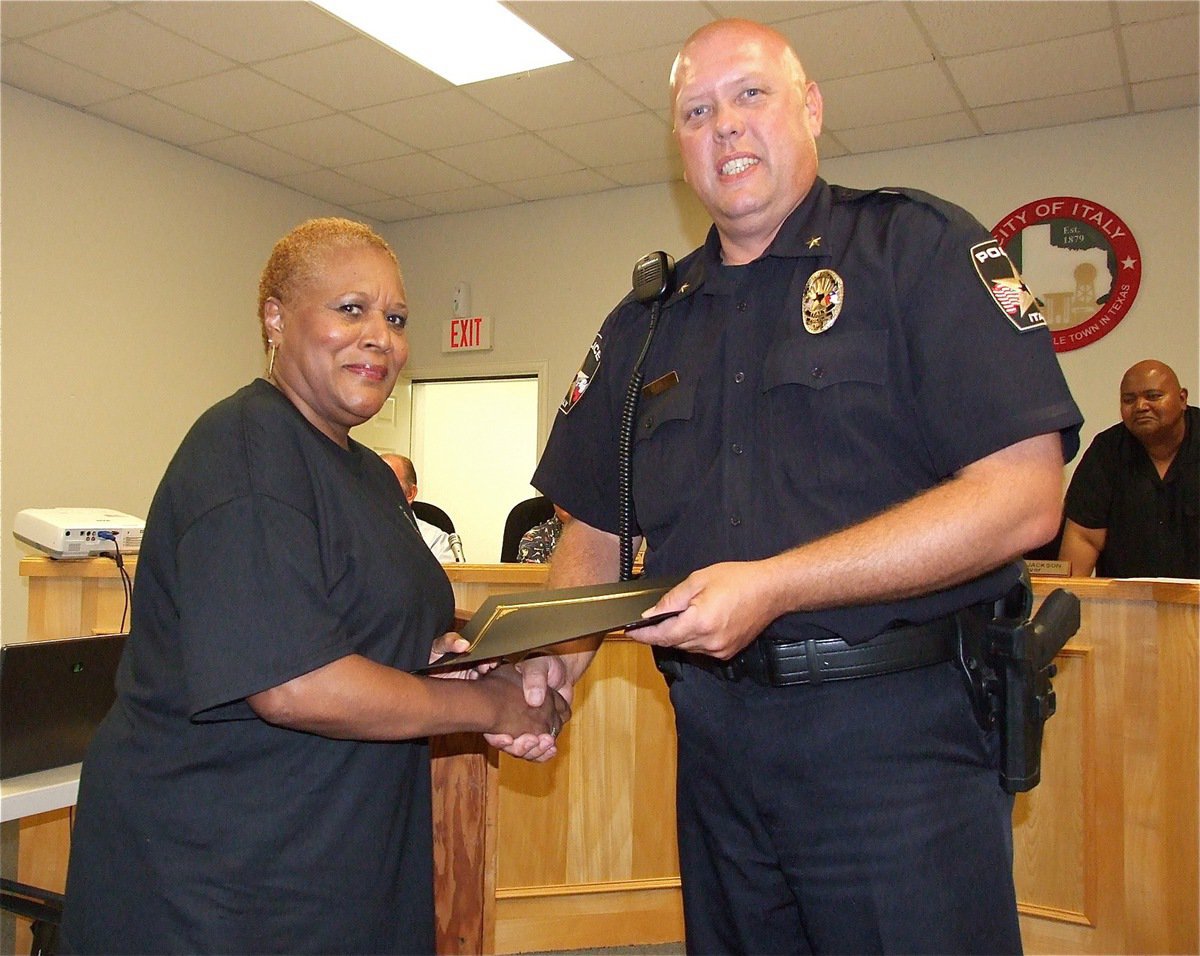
[14,560,1198,955]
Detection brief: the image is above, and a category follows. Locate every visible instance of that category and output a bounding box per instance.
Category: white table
[1,765,81,824]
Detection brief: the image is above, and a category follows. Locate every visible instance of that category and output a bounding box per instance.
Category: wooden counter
[10,559,1198,954]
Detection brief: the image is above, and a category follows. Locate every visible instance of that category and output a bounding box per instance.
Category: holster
[957,568,1081,793]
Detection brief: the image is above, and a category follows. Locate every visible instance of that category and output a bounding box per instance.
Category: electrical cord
[617,303,662,582]
[97,531,132,633]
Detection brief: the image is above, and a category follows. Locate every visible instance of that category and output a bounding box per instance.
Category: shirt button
[643,416,654,429]
[734,371,745,384]
[731,443,743,455]
[730,516,742,527]
[737,301,748,312]
[811,366,824,379]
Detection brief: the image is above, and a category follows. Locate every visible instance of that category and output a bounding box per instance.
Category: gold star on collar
[807,236,822,249]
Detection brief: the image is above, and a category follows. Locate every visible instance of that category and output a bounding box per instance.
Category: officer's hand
[625,562,779,660]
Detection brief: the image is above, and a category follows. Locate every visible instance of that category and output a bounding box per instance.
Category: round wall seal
[991,197,1141,353]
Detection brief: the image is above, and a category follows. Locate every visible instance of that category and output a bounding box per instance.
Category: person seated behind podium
[517,504,569,563]
[1060,359,1198,578]
[60,217,568,956]
[383,453,456,563]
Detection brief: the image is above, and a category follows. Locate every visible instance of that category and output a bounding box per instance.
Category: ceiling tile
[86,92,235,144]
[597,152,685,187]
[153,68,332,132]
[505,0,712,59]
[913,1,1113,57]
[707,1,864,22]
[346,197,435,223]
[463,61,643,130]
[0,41,130,106]
[187,135,319,179]
[353,91,519,150]
[254,114,412,168]
[24,7,234,88]
[590,42,679,111]
[816,134,848,160]
[411,185,522,215]
[774,4,932,81]
[820,62,963,130]
[1123,15,1200,83]
[339,153,480,197]
[0,1,113,39]
[255,37,449,111]
[1116,0,1200,25]
[1132,74,1200,111]
[946,30,1122,108]
[975,86,1130,134]
[434,134,581,182]
[499,168,619,201]
[129,0,356,63]
[277,168,390,206]
[540,113,673,166]
[837,111,978,154]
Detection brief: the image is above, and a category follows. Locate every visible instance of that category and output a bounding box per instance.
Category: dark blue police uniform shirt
[534,178,1083,644]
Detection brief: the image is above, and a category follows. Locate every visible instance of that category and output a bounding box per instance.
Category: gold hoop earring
[266,343,277,379]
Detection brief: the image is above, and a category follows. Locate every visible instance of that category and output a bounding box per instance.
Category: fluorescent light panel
[316,1,572,86]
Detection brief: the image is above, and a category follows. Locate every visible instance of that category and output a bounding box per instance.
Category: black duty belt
[655,613,962,688]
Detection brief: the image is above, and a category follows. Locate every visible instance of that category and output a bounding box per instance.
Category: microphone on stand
[447,533,465,563]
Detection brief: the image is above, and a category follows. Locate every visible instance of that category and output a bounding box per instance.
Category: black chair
[412,501,455,535]
[500,495,555,563]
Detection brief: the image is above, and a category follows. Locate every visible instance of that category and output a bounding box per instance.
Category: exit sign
[442,315,493,352]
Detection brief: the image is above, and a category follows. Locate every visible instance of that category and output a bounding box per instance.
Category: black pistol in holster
[958,566,1081,794]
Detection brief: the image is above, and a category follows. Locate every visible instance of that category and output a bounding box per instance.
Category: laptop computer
[0,633,127,779]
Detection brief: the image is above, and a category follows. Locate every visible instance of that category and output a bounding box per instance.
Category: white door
[352,375,543,563]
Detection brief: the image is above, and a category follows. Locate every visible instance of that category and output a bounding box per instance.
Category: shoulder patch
[559,332,602,415]
[970,239,1046,333]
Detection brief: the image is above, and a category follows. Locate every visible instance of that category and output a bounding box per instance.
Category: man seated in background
[517,505,568,563]
[1060,359,1198,578]
[383,454,456,563]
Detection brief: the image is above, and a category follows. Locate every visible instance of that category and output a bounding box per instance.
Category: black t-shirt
[1064,406,1199,578]
[534,179,1083,643]
[62,379,455,955]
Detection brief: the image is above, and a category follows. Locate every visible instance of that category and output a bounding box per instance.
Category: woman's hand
[479,663,571,762]
[426,632,479,680]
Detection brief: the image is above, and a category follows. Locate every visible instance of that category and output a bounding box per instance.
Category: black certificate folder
[423,576,684,671]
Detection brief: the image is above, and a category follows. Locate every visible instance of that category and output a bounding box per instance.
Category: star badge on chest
[802,268,844,334]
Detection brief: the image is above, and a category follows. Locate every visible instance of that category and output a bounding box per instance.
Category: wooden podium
[9,558,1199,955]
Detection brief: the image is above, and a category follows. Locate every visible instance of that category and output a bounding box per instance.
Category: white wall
[3,83,1196,643]
[1,86,354,644]
[389,108,1199,473]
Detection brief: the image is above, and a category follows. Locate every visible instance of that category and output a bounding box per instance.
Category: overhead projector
[13,508,145,559]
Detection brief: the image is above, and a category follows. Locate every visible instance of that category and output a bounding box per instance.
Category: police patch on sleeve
[970,239,1046,333]
[559,332,602,415]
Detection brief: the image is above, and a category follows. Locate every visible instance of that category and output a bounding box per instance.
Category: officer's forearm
[758,432,1065,617]
[545,517,622,683]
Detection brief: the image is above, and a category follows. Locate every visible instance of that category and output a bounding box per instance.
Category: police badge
[802,269,844,333]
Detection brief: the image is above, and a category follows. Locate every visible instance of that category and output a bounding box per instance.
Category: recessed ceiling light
[315,0,572,86]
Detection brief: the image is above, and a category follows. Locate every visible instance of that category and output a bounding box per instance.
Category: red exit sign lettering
[442,315,493,353]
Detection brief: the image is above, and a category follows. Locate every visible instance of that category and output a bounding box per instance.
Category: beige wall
[1,86,353,644]
[387,107,1199,471]
[3,80,1197,643]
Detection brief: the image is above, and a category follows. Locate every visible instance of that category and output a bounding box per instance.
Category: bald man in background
[1060,360,1198,577]
[382,454,456,563]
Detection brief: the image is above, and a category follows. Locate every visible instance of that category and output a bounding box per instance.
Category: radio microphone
[447,533,465,563]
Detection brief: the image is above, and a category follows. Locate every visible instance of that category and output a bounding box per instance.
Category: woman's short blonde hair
[257,217,400,349]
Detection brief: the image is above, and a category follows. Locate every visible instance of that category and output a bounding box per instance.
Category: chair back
[412,501,455,535]
[500,496,556,562]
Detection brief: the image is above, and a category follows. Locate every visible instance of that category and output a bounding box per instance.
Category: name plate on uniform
[422,576,683,671]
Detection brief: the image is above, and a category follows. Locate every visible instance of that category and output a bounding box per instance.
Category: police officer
[493,19,1083,955]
